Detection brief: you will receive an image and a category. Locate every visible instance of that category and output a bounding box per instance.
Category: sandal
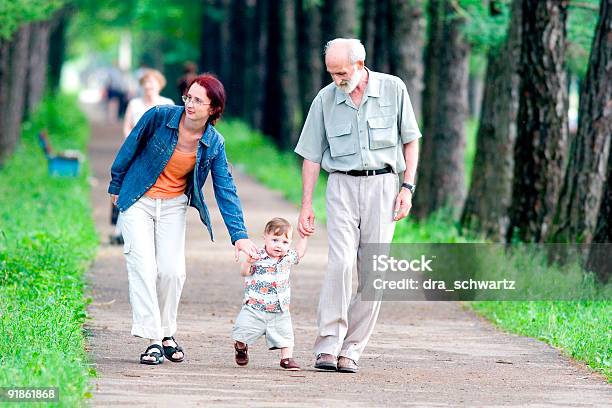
[162,336,185,362]
[234,342,248,366]
[140,344,164,365]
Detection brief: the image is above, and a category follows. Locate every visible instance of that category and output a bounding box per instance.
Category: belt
[338,166,393,177]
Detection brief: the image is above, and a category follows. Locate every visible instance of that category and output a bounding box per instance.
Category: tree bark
[413,0,469,219]
[372,0,390,73]
[26,21,50,115]
[297,0,323,123]
[507,0,569,243]
[0,25,31,164]
[227,0,252,119]
[388,0,424,122]
[361,0,376,62]
[554,0,612,246]
[48,8,70,94]
[415,0,443,217]
[262,0,299,148]
[461,0,522,241]
[249,0,269,129]
[199,0,230,79]
[322,0,357,42]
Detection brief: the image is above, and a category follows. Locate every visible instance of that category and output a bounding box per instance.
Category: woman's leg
[120,198,163,340]
[154,195,188,340]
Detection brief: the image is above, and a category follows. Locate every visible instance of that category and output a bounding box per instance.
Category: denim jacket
[108,105,249,244]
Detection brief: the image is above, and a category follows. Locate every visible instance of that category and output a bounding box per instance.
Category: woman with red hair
[108,74,259,365]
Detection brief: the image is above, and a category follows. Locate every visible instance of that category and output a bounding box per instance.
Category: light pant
[119,194,188,340]
[314,172,398,362]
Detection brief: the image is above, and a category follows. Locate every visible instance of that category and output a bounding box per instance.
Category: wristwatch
[401,182,416,195]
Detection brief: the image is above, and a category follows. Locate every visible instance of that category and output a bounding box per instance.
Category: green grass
[0,94,98,406]
[220,117,611,382]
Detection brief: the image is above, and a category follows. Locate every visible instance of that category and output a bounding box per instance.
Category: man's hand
[235,238,259,262]
[298,206,316,238]
[393,188,412,221]
[110,194,118,205]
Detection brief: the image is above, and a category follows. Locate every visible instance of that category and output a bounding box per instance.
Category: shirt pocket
[328,123,356,157]
[367,116,398,150]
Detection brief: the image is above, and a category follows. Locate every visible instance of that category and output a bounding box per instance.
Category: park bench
[38,131,83,177]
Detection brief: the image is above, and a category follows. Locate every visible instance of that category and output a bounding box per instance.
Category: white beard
[337,68,363,94]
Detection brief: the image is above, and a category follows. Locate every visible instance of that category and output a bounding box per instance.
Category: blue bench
[38,131,83,177]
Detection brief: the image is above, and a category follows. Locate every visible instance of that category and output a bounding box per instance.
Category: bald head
[324,38,366,66]
[324,38,366,93]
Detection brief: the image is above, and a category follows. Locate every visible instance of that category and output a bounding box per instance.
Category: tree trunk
[507,0,569,243]
[0,38,10,165]
[262,0,299,149]
[372,0,390,73]
[249,0,269,129]
[26,21,50,115]
[388,0,424,122]
[361,0,376,61]
[583,0,612,282]
[199,0,229,78]
[227,0,251,119]
[415,0,443,217]
[554,0,612,246]
[48,8,69,94]
[461,0,522,241]
[0,25,31,164]
[413,0,469,219]
[297,0,323,123]
[322,0,357,42]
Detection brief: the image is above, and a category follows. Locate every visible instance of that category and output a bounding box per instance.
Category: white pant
[119,194,188,340]
[314,172,398,362]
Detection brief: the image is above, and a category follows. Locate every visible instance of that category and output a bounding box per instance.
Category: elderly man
[295,38,421,373]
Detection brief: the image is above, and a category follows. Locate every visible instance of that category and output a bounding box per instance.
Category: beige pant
[314,172,398,362]
[119,194,188,340]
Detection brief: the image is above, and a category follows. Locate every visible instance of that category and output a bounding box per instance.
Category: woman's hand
[110,194,118,206]
[234,238,259,262]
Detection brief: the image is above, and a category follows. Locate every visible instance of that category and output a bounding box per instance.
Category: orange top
[146,148,197,198]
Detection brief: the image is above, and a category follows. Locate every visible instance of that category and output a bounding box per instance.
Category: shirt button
[362,146,366,150]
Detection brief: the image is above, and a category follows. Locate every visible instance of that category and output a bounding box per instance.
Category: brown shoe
[314,353,337,371]
[280,358,301,371]
[337,356,358,373]
[234,342,248,366]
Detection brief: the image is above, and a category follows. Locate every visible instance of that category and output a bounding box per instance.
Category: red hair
[185,73,225,125]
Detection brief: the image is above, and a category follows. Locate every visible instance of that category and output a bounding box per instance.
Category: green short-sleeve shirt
[294,69,422,173]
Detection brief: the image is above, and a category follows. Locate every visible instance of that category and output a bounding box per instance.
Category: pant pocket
[123,242,132,254]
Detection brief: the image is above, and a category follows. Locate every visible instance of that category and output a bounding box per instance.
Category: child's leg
[280,346,293,359]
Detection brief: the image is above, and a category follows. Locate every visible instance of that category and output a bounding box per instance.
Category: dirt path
[86,109,610,407]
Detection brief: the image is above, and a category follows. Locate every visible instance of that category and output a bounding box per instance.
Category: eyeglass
[182,95,211,107]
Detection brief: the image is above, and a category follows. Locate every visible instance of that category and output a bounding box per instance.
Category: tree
[26,20,51,113]
[461,0,522,241]
[507,0,569,243]
[297,0,324,123]
[262,0,299,148]
[388,0,424,122]
[322,0,357,42]
[553,0,612,245]
[582,0,612,282]
[0,25,30,164]
[413,0,470,219]
[249,0,269,129]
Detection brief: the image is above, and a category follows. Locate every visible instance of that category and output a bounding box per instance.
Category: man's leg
[339,173,398,362]
[314,173,360,357]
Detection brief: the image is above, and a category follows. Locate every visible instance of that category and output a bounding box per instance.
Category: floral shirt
[243,248,299,313]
